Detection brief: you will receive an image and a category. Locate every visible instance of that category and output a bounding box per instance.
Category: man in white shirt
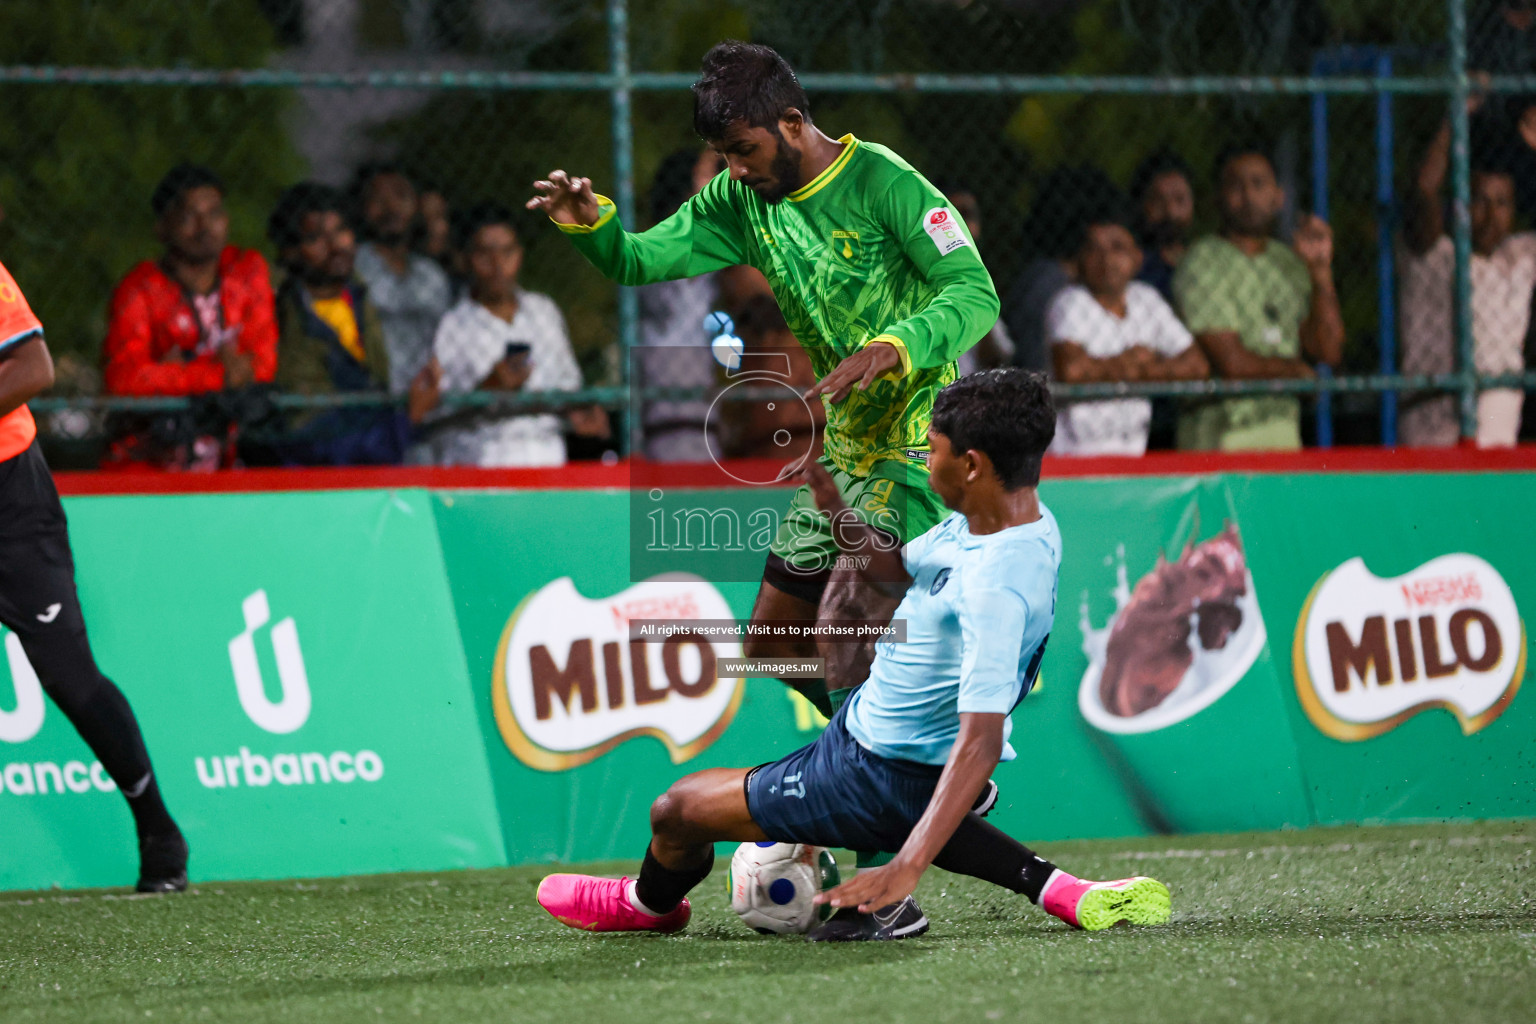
[431,203,586,467]
[1400,114,1534,448]
[1047,199,1209,455]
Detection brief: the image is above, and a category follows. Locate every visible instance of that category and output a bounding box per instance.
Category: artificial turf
[2,820,1532,1024]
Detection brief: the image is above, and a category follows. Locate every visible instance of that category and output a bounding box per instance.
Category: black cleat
[136,831,189,893]
[807,895,930,942]
[972,778,999,818]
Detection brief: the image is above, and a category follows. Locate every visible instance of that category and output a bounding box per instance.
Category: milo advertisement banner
[0,490,504,891]
[5,469,1534,890]
[1065,477,1311,834]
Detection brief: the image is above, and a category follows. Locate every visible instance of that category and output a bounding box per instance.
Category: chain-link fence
[2,0,1534,468]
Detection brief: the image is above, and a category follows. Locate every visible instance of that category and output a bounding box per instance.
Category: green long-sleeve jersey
[556,134,1001,478]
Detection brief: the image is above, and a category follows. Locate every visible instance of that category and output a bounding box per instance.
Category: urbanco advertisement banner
[0,489,505,891]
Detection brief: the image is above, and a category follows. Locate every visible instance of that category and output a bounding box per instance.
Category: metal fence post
[608,0,640,458]
[1448,0,1477,441]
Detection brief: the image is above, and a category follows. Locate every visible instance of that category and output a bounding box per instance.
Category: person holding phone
[429,202,604,466]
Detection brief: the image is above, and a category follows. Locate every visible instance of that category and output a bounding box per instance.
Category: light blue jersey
[843,506,1060,766]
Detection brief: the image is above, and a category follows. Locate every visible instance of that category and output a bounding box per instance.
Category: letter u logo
[0,631,45,744]
[228,590,311,734]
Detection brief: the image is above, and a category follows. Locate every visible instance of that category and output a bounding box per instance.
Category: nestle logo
[1401,572,1482,608]
[610,594,700,630]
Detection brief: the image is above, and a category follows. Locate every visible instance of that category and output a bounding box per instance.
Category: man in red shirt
[102,163,278,467]
[0,259,187,891]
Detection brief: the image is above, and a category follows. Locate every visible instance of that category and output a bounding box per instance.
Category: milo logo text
[1293,555,1524,741]
[494,576,743,771]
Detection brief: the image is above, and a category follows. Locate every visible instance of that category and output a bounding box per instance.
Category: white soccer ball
[728,841,841,934]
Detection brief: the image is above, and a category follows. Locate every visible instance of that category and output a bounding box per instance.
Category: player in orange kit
[0,259,187,891]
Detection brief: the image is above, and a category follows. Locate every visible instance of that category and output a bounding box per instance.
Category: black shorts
[0,441,86,638]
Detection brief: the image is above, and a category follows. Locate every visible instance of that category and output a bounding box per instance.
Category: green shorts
[768,456,947,583]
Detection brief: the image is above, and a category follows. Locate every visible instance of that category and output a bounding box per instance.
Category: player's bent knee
[649,786,694,839]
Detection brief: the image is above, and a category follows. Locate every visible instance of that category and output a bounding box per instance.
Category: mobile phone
[504,342,532,363]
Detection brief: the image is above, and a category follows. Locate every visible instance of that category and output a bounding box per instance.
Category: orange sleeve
[0,260,43,352]
[102,273,224,396]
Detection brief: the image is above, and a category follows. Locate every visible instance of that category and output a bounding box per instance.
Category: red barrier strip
[52,444,1536,496]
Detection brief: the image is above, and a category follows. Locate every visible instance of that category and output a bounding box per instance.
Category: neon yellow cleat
[1042,874,1171,931]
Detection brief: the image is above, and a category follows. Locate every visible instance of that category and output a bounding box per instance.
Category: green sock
[855,850,895,871]
[789,679,833,719]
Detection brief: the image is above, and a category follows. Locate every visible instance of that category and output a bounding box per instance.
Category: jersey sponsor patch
[922,207,970,256]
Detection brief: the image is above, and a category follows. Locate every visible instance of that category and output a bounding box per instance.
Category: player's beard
[755,137,804,204]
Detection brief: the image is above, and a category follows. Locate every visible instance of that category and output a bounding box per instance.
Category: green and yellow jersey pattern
[556,135,1001,478]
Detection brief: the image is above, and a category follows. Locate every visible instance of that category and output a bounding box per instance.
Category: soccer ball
[728,841,841,934]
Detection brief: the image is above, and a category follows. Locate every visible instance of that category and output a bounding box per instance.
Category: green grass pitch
[3,821,1533,1024]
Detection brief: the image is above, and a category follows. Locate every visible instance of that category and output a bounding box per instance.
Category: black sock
[21,629,178,839]
[634,845,715,915]
[124,773,179,840]
[932,814,1059,904]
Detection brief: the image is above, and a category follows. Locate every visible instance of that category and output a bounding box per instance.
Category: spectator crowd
[73,103,1536,470]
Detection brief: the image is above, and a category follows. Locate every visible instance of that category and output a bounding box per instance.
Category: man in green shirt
[1173,142,1343,450]
[528,40,1001,941]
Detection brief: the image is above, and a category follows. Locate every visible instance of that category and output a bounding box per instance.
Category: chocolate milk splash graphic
[1079,523,1267,735]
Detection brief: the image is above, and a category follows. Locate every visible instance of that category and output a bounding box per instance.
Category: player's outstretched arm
[791,460,912,597]
[0,335,54,419]
[529,168,748,287]
[817,712,1004,912]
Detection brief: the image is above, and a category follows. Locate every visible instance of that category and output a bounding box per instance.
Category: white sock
[1040,868,1069,902]
[625,879,664,917]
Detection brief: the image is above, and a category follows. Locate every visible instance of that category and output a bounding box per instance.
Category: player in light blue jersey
[537,370,1171,940]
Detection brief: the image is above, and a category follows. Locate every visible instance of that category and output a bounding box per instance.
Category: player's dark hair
[267,181,347,251]
[1129,147,1193,205]
[931,369,1056,490]
[1213,137,1276,183]
[453,200,520,252]
[151,162,224,216]
[692,41,811,141]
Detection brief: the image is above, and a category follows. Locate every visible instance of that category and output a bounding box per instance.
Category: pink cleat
[1042,873,1171,931]
[536,874,692,933]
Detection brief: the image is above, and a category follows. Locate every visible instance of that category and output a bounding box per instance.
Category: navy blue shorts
[745,704,943,853]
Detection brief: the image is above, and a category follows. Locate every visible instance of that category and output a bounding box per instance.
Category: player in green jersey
[529,41,1001,940]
